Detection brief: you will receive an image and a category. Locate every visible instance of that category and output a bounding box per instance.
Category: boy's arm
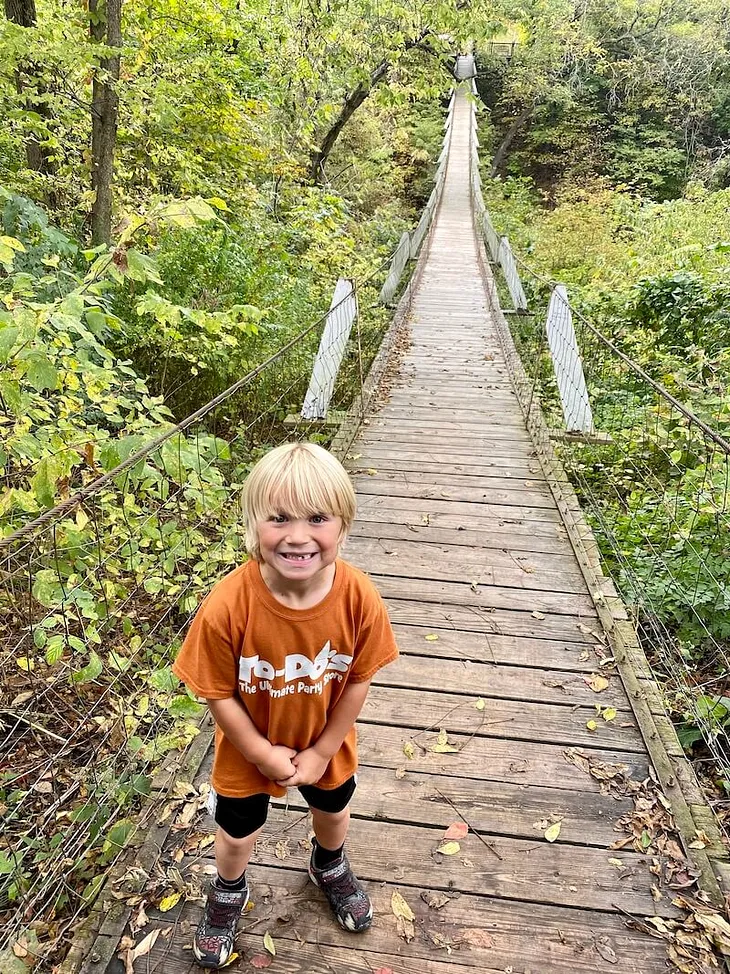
[208,696,297,782]
[275,679,371,788]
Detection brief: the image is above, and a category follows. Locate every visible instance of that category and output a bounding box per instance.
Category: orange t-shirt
[172,558,398,798]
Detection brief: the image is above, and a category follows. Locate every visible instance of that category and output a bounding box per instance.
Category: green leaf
[32,569,64,608]
[168,694,204,718]
[25,353,58,392]
[71,650,103,684]
[148,667,179,693]
[31,458,55,508]
[0,326,19,363]
[45,635,65,665]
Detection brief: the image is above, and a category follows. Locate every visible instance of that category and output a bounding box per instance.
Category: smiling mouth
[279,552,317,562]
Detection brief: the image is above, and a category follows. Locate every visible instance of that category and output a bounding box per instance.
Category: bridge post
[545,284,594,433]
[498,237,528,310]
[300,278,358,420]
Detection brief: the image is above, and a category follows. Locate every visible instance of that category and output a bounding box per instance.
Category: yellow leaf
[391,890,415,921]
[158,891,182,912]
[76,508,89,530]
[430,727,459,754]
[602,707,617,722]
[474,698,486,711]
[586,719,598,732]
[16,657,34,671]
[437,841,461,855]
[585,673,609,692]
[220,953,240,968]
[424,633,439,641]
[263,931,276,956]
[403,740,415,760]
[544,821,562,842]
[366,468,378,475]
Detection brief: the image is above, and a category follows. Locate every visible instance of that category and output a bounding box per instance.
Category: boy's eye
[310,514,328,524]
[270,514,288,524]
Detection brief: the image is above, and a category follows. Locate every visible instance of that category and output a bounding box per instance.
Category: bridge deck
[111,92,678,973]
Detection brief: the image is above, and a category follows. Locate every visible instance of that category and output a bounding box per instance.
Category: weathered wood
[377,653,626,708]
[354,475,557,508]
[390,623,600,671]
[373,574,595,616]
[356,722,650,789]
[352,445,540,472]
[347,540,589,594]
[357,491,563,524]
[362,686,642,752]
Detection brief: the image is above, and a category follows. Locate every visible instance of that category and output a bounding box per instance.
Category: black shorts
[213,776,357,839]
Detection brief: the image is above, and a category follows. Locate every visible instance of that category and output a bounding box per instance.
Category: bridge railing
[468,92,730,794]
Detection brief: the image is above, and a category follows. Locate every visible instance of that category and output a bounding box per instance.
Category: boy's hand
[255,745,297,782]
[275,747,329,788]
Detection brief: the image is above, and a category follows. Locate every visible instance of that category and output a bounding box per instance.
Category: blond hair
[241,442,356,559]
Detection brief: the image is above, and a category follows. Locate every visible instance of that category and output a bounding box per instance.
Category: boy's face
[257,512,343,585]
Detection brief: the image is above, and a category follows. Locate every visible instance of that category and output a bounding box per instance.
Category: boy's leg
[300,778,373,933]
[193,793,269,969]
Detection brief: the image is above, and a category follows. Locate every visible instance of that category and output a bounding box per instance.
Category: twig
[3,710,67,743]
[434,788,503,861]
[611,902,664,938]
[267,810,310,838]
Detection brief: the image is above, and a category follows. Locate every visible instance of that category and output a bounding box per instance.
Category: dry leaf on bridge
[391,890,416,942]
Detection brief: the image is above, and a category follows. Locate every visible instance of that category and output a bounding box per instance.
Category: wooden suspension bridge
[78,85,730,974]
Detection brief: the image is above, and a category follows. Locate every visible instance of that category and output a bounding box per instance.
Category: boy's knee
[311,805,349,823]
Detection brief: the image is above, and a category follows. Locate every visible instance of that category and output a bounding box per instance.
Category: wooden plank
[390,623,601,672]
[362,686,642,752]
[356,722,650,790]
[373,574,595,617]
[356,492,563,525]
[357,509,572,549]
[360,434,537,457]
[377,654,625,708]
[352,464,553,493]
[352,446,540,472]
[383,599,599,643]
[346,541,588,595]
[349,520,577,561]
[354,475,556,508]
[144,872,671,974]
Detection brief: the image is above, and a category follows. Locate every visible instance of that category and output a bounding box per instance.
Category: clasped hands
[255,743,329,788]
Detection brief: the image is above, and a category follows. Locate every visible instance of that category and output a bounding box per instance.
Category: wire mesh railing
[468,93,730,817]
[0,88,455,966]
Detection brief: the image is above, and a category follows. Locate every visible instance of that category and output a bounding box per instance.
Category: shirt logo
[238,640,353,697]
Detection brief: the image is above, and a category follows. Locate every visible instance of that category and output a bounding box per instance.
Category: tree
[89,0,122,244]
[3,0,56,177]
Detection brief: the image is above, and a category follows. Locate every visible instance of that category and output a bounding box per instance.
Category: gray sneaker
[308,844,373,932]
[193,881,249,968]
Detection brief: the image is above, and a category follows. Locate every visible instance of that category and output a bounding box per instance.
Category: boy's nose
[285,520,309,543]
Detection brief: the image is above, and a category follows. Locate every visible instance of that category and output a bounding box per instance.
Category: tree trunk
[308,27,436,184]
[491,106,534,177]
[89,0,122,245]
[4,0,56,176]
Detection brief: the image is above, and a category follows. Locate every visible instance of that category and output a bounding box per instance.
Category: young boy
[172,442,399,969]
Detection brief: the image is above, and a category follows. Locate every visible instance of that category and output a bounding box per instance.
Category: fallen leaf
[249,955,272,969]
[531,611,545,620]
[602,706,617,722]
[585,674,609,692]
[263,931,276,956]
[274,840,290,860]
[594,937,618,964]
[586,719,598,732]
[544,821,562,842]
[158,891,181,912]
[11,691,33,706]
[366,468,377,476]
[221,953,239,968]
[443,822,468,841]
[430,728,458,754]
[395,767,407,779]
[437,841,461,855]
[424,633,439,642]
[130,929,160,971]
[391,890,415,942]
[474,698,486,711]
[421,890,451,910]
[403,740,415,760]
